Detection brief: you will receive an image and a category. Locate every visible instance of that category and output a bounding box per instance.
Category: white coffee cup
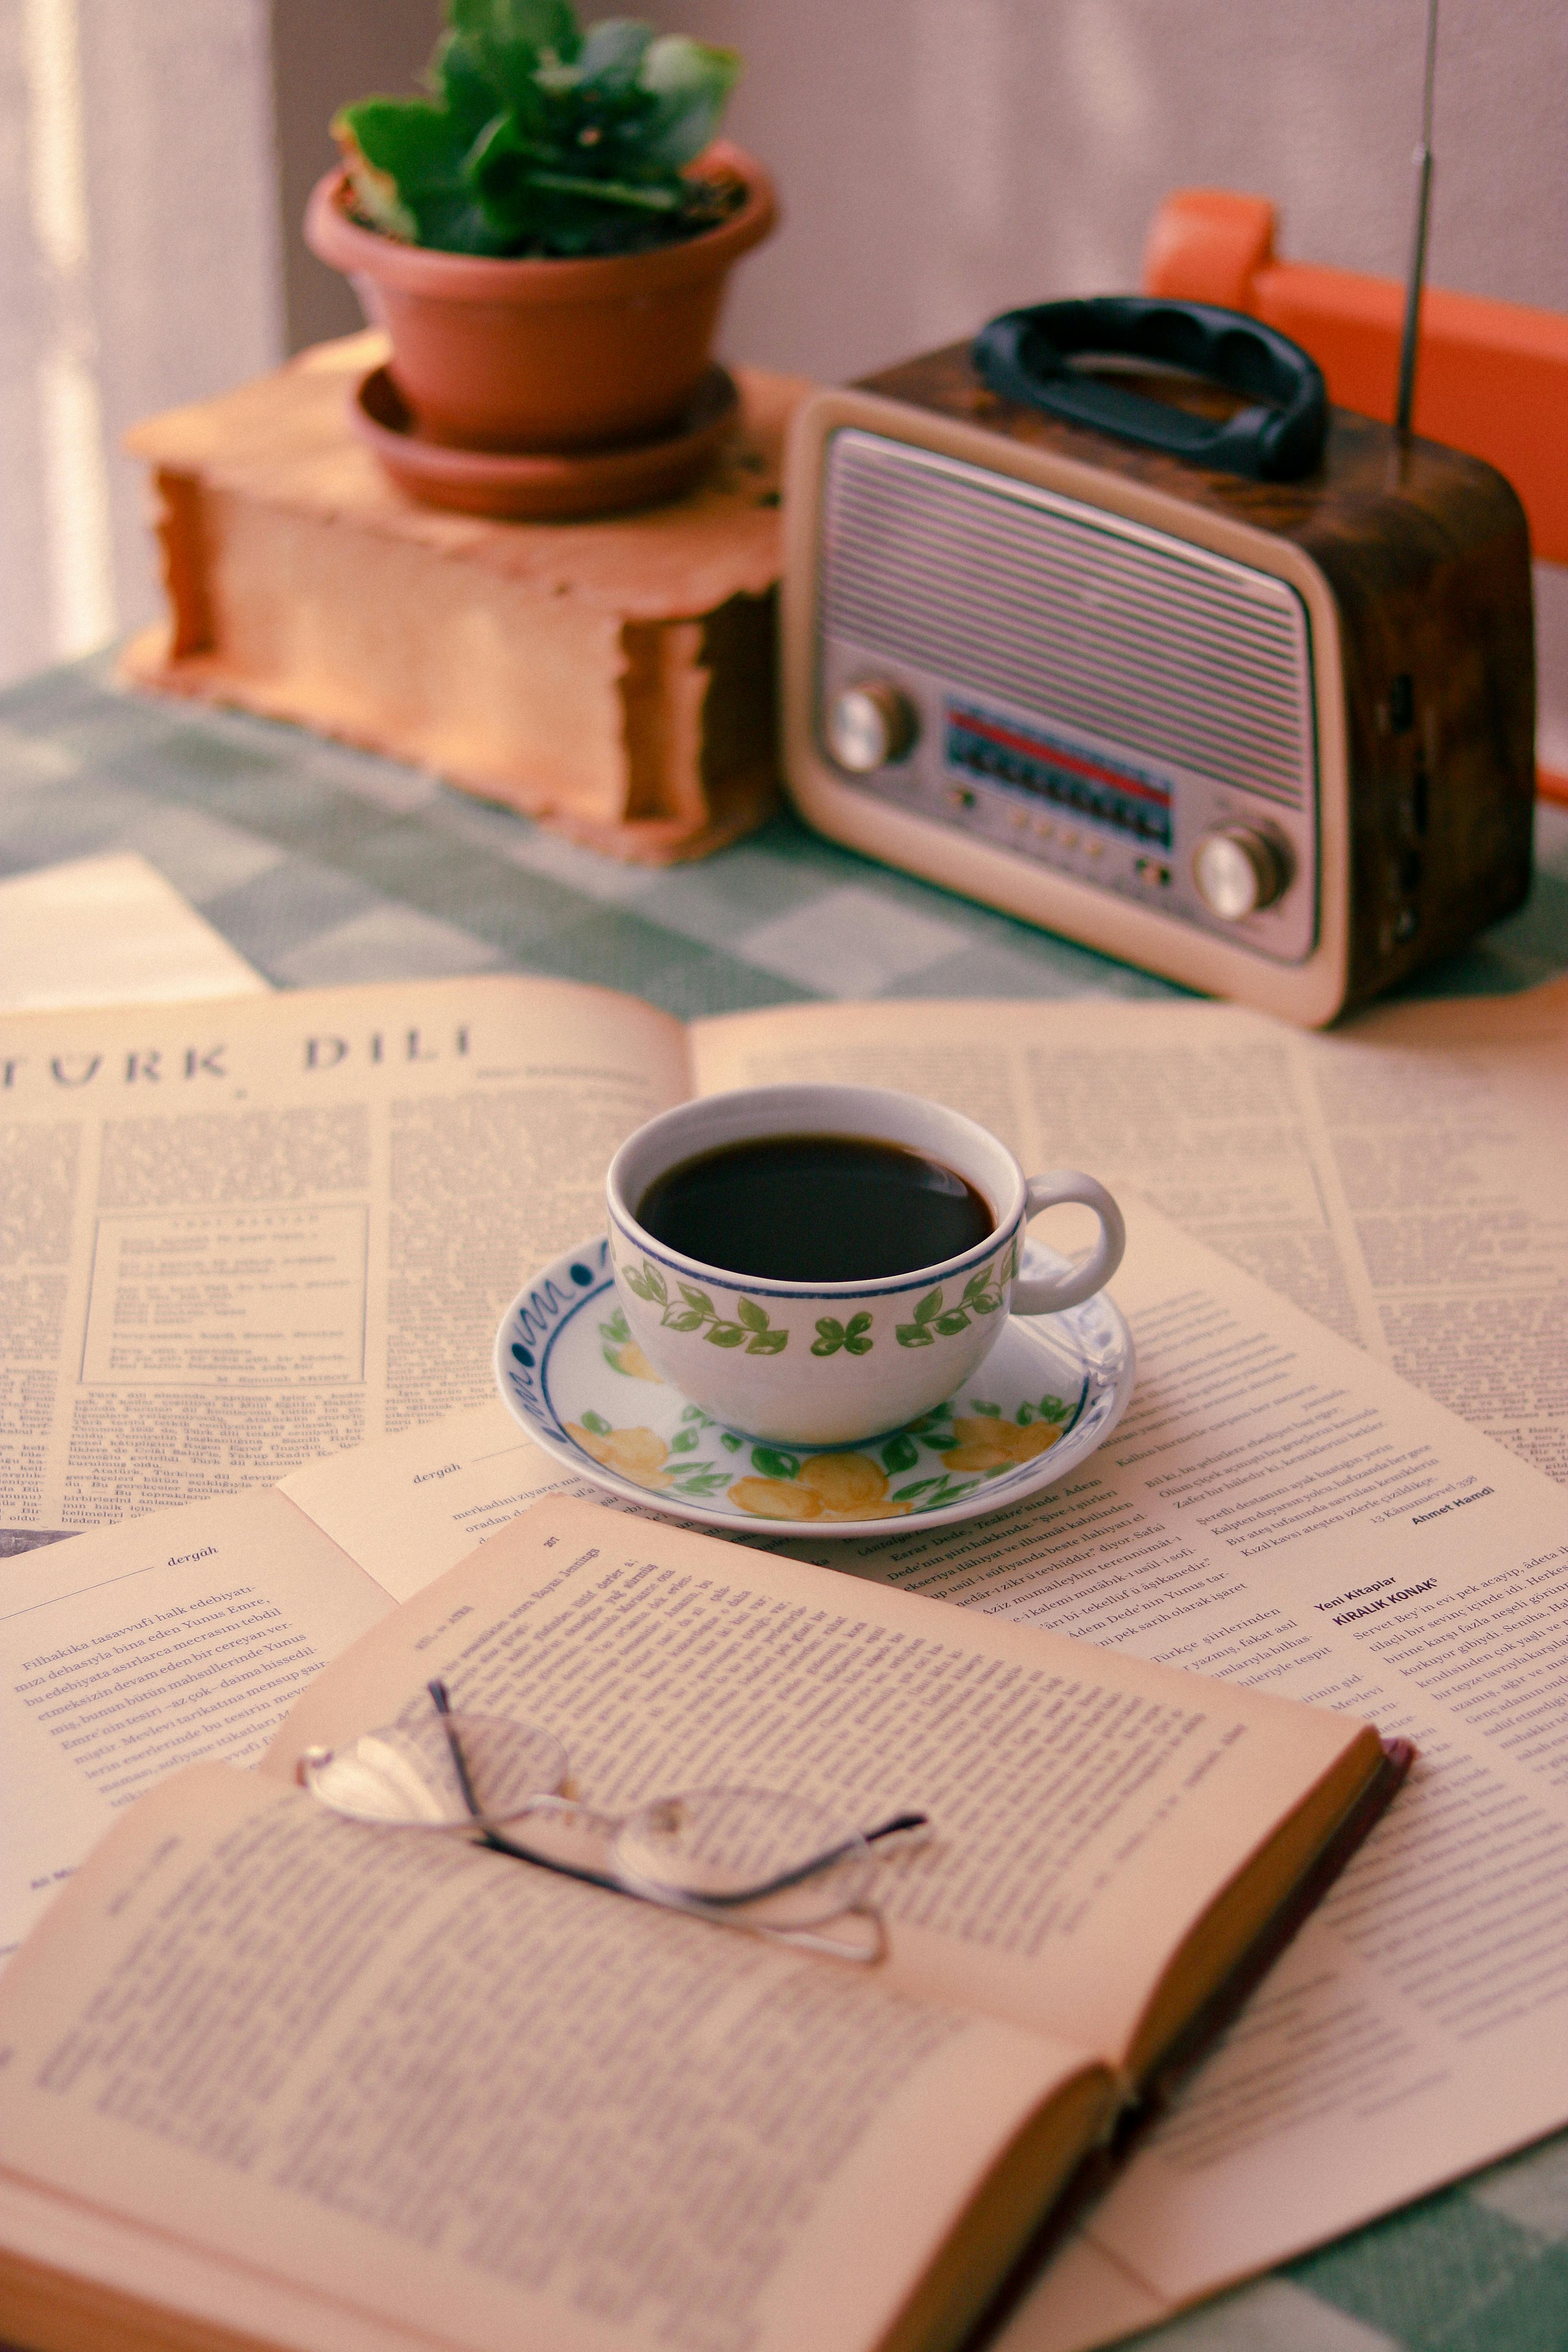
[607,1084,1124,1447]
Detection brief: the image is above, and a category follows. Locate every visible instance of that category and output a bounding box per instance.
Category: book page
[0,1761,1102,2352]
[0,973,690,1534]
[279,1397,573,1600]
[689,990,1568,1481]
[260,1494,1371,2069]
[0,1488,392,1966]
[733,1202,1568,2347]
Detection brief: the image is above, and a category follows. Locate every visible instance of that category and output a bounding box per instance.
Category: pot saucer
[351,362,739,520]
[494,1237,1135,1537]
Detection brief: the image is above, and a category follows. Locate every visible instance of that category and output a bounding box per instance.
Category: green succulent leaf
[736,1297,769,1332]
[811,1318,845,1357]
[934,1310,971,1336]
[896,1322,935,1348]
[846,1312,873,1337]
[881,1434,919,1475]
[637,34,741,167]
[707,1323,747,1348]
[336,98,501,252]
[426,31,508,135]
[746,1328,788,1355]
[844,1332,873,1355]
[338,2,741,258]
[913,1290,943,1324]
[720,1430,743,1452]
[572,16,654,93]
[449,0,580,114]
[665,1308,704,1333]
[582,1409,611,1435]
[669,1427,699,1452]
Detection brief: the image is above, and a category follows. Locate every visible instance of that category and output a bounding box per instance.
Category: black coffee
[637,1134,994,1283]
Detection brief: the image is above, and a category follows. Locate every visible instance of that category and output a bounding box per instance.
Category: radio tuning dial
[825,681,918,774]
[1192,826,1289,921]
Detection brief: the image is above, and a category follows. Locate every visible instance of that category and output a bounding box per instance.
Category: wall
[0,0,283,686]
[640,0,1568,765]
[642,0,1566,379]
[270,0,439,353]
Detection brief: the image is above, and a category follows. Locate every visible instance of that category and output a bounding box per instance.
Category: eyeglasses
[296,1679,929,1963]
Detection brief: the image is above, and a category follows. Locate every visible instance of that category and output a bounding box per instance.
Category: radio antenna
[1394,0,1439,433]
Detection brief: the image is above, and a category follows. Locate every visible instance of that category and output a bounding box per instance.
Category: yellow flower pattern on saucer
[566,1421,675,1489]
[938,1416,1061,1474]
[730,1451,913,1522]
[562,1386,1079,1521]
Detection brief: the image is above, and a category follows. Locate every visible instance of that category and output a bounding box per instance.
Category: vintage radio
[781,298,1535,1026]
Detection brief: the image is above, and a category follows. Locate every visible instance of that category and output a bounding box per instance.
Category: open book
[0,1492,1406,2352]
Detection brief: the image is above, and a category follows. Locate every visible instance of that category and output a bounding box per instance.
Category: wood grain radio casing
[782,299,1535,1026]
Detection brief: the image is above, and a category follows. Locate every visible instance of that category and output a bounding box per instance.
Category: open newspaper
[2,973,1563,1546]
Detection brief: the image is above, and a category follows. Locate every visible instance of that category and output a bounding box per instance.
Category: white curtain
[0,0,283,688]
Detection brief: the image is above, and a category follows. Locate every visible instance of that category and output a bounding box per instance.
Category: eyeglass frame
[296,1677,929,1965]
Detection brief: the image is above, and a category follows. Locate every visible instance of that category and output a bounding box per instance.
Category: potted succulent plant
[305,0,775,456]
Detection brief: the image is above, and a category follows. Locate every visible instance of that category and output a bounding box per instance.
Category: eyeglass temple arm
[427,1676,625,1895]
[666,1808,930,1912]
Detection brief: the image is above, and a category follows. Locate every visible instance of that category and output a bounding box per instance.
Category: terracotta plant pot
[304,141,775,455]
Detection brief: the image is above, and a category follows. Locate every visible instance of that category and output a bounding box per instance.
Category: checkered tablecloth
[3,653,1568,2352]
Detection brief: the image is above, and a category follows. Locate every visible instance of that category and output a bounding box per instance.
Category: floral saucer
[494,1237,1135,1537]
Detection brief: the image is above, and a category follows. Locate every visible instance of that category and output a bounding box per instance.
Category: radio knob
[1192,826,1288,921]
[825,682,918,774]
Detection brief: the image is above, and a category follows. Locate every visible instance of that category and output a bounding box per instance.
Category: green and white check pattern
[3,653,1568,2352]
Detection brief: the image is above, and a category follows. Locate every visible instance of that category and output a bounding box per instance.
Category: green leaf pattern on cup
[622,1257,788,1354]
[895,1238,1018,1349]
[812,1311,873,1358]
[619,1234,1020,1367]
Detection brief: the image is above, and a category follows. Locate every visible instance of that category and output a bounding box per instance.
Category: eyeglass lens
[299,1713,566,1831]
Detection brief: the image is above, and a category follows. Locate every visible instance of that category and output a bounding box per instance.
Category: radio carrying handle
[971,296,1328,482]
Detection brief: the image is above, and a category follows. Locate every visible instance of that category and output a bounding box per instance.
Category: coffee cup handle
[1009,1174,1126,1315]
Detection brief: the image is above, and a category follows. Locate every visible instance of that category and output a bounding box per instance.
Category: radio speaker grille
[822,431,1314,811]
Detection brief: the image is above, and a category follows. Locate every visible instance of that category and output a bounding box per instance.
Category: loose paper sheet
[0,853,267,1011]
